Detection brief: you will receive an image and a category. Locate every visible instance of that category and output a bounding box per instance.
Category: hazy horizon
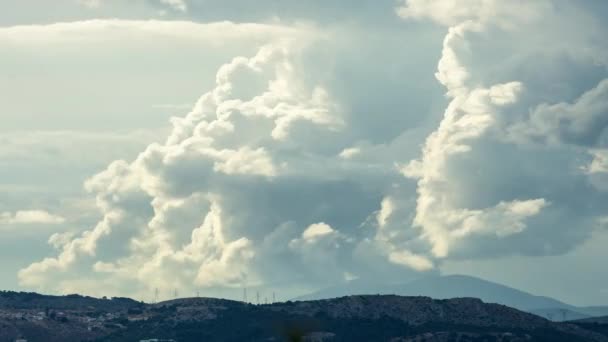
[1,0,607,308]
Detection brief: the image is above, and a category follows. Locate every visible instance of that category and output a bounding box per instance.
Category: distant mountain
[530,308,591,322]
[294,275,575,310]
[531,308,608,323]
[294,274,601,320]
[580,308,608,318]
[2,292,608,341]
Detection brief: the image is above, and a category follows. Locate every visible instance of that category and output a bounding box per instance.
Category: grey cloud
[508,79,608,148]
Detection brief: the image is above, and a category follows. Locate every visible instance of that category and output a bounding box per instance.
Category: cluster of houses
[0,307,150,334]
[0,310,46,322]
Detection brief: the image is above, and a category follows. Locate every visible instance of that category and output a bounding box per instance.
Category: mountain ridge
[294,274,608,321]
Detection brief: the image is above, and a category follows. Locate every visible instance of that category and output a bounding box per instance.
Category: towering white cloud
[393,1,549,260]
[17,26,353,297]
[12,2,608,300]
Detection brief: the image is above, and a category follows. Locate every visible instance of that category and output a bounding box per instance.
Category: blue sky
[0,0,607,305]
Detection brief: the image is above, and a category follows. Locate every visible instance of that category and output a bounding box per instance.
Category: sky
[0,0,607,306]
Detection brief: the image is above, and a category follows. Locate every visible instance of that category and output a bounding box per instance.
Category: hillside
[0,291,142,311]
[0,291,145,342]
[570,316,608,339]
[90,296,608,342]
[2,292,608,342]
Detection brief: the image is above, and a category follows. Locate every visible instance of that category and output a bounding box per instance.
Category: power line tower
[154,288,159,304]
[272,292,276,303]
[243,288,248,303]
[256,291,260,305]
[196,290,200,298]
[174,288,178,299]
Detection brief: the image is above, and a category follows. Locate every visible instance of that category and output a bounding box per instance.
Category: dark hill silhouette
[97,295,608,342]
[575,316,608,324]
[1,291,608,341]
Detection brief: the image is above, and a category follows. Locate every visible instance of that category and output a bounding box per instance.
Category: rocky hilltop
[1,291,608,342]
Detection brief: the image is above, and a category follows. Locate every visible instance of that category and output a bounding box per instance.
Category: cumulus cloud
[339,147,361,159]
[389,0,607,265]
[398,11,547,259]
[0,210,66,225]
[300,223,336,241]
[17,26,353,297]
[388,250,433,271]
[14,2,608,299]
[48,231,76,249]
[587,150,608,174]
[376,197,395,229]
[585,149,608,191]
